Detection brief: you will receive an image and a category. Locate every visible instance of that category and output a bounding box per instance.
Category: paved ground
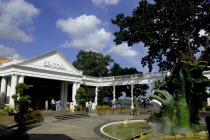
[0,108,209,140]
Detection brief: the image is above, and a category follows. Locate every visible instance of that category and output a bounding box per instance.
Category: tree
[75,87,87,107]
[73,50,114,77]
[110,63,141,76]
[97,87,113,105]
[133,84,149,99]
[12,83,30,112]
[110,63,122,76]
[112,0,210,72]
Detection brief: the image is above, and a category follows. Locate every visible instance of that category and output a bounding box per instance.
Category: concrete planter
[121,109,127,112]
[97,109,104,112]
[114,109,120,112]
[105,109,112,112]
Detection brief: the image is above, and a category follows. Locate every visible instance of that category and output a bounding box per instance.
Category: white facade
[0,50,210,109]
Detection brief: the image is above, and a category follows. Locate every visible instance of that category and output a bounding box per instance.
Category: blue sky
[0,0,157,73]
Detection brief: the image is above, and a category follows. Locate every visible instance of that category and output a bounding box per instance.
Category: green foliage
[75,87,87,106]
[73,50,114,77]
[14,110,42,123]
[3,104,15,113]
[74,105,79,110]
[133,84,149,98]
[112,0,210,72]
[0,109,6,115]
[75,94,81,101]
[97,87,113,105]
[150,62,210,134]
[110,63,140,76]
[12,94,19,100]
[96,105,104,110]
[130,100,139,116]
[16,83,29,94]
[150,90,175,135]
[103,105,111,110]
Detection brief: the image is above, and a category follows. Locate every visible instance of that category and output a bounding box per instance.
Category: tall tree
[110,62,141,76]
[73,50,114,77]
[112,0,210,72]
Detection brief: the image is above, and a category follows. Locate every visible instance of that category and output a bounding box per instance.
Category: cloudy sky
[0,0,156,73]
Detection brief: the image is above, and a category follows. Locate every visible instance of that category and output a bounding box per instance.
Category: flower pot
[97,109,104,112]
[114,109,120,112]
[79,106,83,111]
[201,107,206,111]
[121,109,127,112]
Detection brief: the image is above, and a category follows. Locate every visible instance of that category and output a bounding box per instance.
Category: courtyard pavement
[0,108,209,140]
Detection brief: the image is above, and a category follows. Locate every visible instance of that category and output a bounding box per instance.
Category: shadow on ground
[0,134,73,140]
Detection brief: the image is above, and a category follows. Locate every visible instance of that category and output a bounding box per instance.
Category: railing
[82,76,100,81]
[83,72,166,82]
[143,71,167,78]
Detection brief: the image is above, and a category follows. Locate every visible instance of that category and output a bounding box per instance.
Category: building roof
[0,57,9,61]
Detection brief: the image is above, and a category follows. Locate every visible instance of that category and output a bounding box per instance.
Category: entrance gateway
[0,50,210,109]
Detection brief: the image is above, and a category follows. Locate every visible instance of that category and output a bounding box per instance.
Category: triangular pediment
[18,50,82,75]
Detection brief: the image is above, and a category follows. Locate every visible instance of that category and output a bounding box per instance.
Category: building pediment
[18,50,82,75]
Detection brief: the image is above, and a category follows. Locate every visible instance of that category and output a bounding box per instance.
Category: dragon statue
[150,53,210,135]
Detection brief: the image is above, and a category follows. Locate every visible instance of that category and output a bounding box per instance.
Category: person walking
[51,98,56,111]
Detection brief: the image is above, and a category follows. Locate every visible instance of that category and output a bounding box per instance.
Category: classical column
[18,75,24,84]
[0,77,7,105]
[9,74,18,106]
[76,82,80,89]
[64,83,68,108]
[72,82,77,105]
[6,77,11,104]
[113,85,116,102]
[60,82,65,108]
[94,86,98,105]
[131,84,134,109]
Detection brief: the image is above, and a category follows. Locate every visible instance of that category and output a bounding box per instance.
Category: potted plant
[201,102,207,111]
[75,87,87,110]
[74,105,80,111]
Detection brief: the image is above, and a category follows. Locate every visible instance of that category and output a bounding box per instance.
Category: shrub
[96,105,103,110]
[103,105,111,110]
[0,109,6,115]
[74,105,79,110]
[120,107,126,110]
[3,104,14,114]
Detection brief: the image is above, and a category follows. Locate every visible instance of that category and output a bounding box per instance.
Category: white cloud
[0,0,40,42]
[109,43,139,57]
[57,14,112,52]
[91,0,120,6]
[0,44,17,57]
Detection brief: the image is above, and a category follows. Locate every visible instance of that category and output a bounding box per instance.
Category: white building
[0,50,209,109]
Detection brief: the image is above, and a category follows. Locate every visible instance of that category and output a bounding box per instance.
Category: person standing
[85,101,89,112]
[112,100,115,110]
[66,101,70,112]
[89,101,92,112]
[57,100,62,111]
[51,98,56,111]
[70,102,75,112]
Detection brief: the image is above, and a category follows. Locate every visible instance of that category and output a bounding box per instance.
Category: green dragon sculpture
[150,61,210,135]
